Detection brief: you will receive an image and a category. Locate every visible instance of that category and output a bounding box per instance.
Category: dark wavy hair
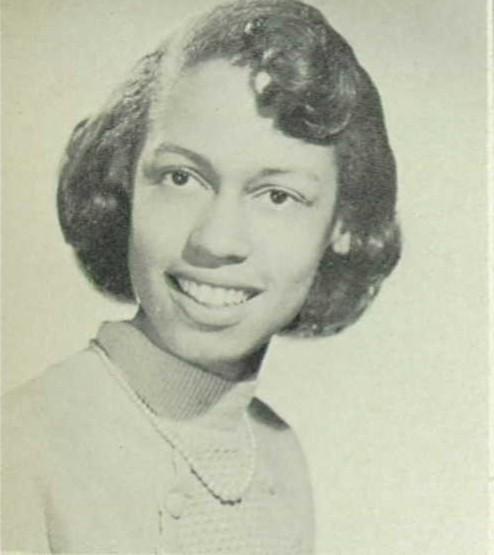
[58,0,401,337]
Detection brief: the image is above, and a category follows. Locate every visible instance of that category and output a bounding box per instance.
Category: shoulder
[1,348,107,517]
[2,344,157,492]
[2,346,123,453]
[248,396,314,547]
[3,348,105,422]
[248,396,309,476]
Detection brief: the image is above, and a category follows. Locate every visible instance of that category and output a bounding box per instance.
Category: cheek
[258,219,330,290]
[130,200,195,265]
[278,250,323,297]
[256,242,323,333]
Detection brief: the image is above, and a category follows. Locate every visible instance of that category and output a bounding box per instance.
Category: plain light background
[1,0,490,553]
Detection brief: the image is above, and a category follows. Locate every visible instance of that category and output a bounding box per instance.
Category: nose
[183,195,251,268]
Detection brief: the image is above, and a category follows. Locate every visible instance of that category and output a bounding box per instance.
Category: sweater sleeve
[1,390,52,553]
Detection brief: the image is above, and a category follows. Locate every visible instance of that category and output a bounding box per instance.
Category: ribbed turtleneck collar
[95,321,257,428]
[91,321,259,501]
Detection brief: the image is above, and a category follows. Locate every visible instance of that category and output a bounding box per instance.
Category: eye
[170,170,190,185]
[268,190,291,205]
[165,170,193,186]
[255,187,304,209]
[160,168,206,190]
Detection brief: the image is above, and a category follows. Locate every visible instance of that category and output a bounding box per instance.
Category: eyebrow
[255,167,322,185]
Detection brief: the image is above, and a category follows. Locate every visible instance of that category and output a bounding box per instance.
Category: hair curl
[58,0,401,337]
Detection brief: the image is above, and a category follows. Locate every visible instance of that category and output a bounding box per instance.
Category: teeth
[176,278,250,307]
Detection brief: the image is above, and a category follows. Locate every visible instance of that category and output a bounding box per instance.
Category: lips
[169,274,260,308]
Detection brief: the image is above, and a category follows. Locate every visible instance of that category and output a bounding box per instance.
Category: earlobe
[327,219,351,255]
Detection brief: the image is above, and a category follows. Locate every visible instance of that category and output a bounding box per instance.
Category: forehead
[144,59,335,177]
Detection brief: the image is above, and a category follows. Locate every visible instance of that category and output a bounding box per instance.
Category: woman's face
[129,60,338,378]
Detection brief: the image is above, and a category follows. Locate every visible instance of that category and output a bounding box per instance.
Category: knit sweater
[2,321,314,554]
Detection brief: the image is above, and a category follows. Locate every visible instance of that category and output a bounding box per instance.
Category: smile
[170,275,258,308]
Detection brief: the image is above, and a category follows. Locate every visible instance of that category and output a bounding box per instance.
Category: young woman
[2,0,400,552]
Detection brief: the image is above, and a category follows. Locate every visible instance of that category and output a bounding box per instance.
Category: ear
[327,218,351,255]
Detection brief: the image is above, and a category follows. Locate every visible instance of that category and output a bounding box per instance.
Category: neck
[203,346,267,382]
[130,310,268,383]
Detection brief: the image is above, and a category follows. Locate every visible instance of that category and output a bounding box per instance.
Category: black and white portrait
[1,1,489,553]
